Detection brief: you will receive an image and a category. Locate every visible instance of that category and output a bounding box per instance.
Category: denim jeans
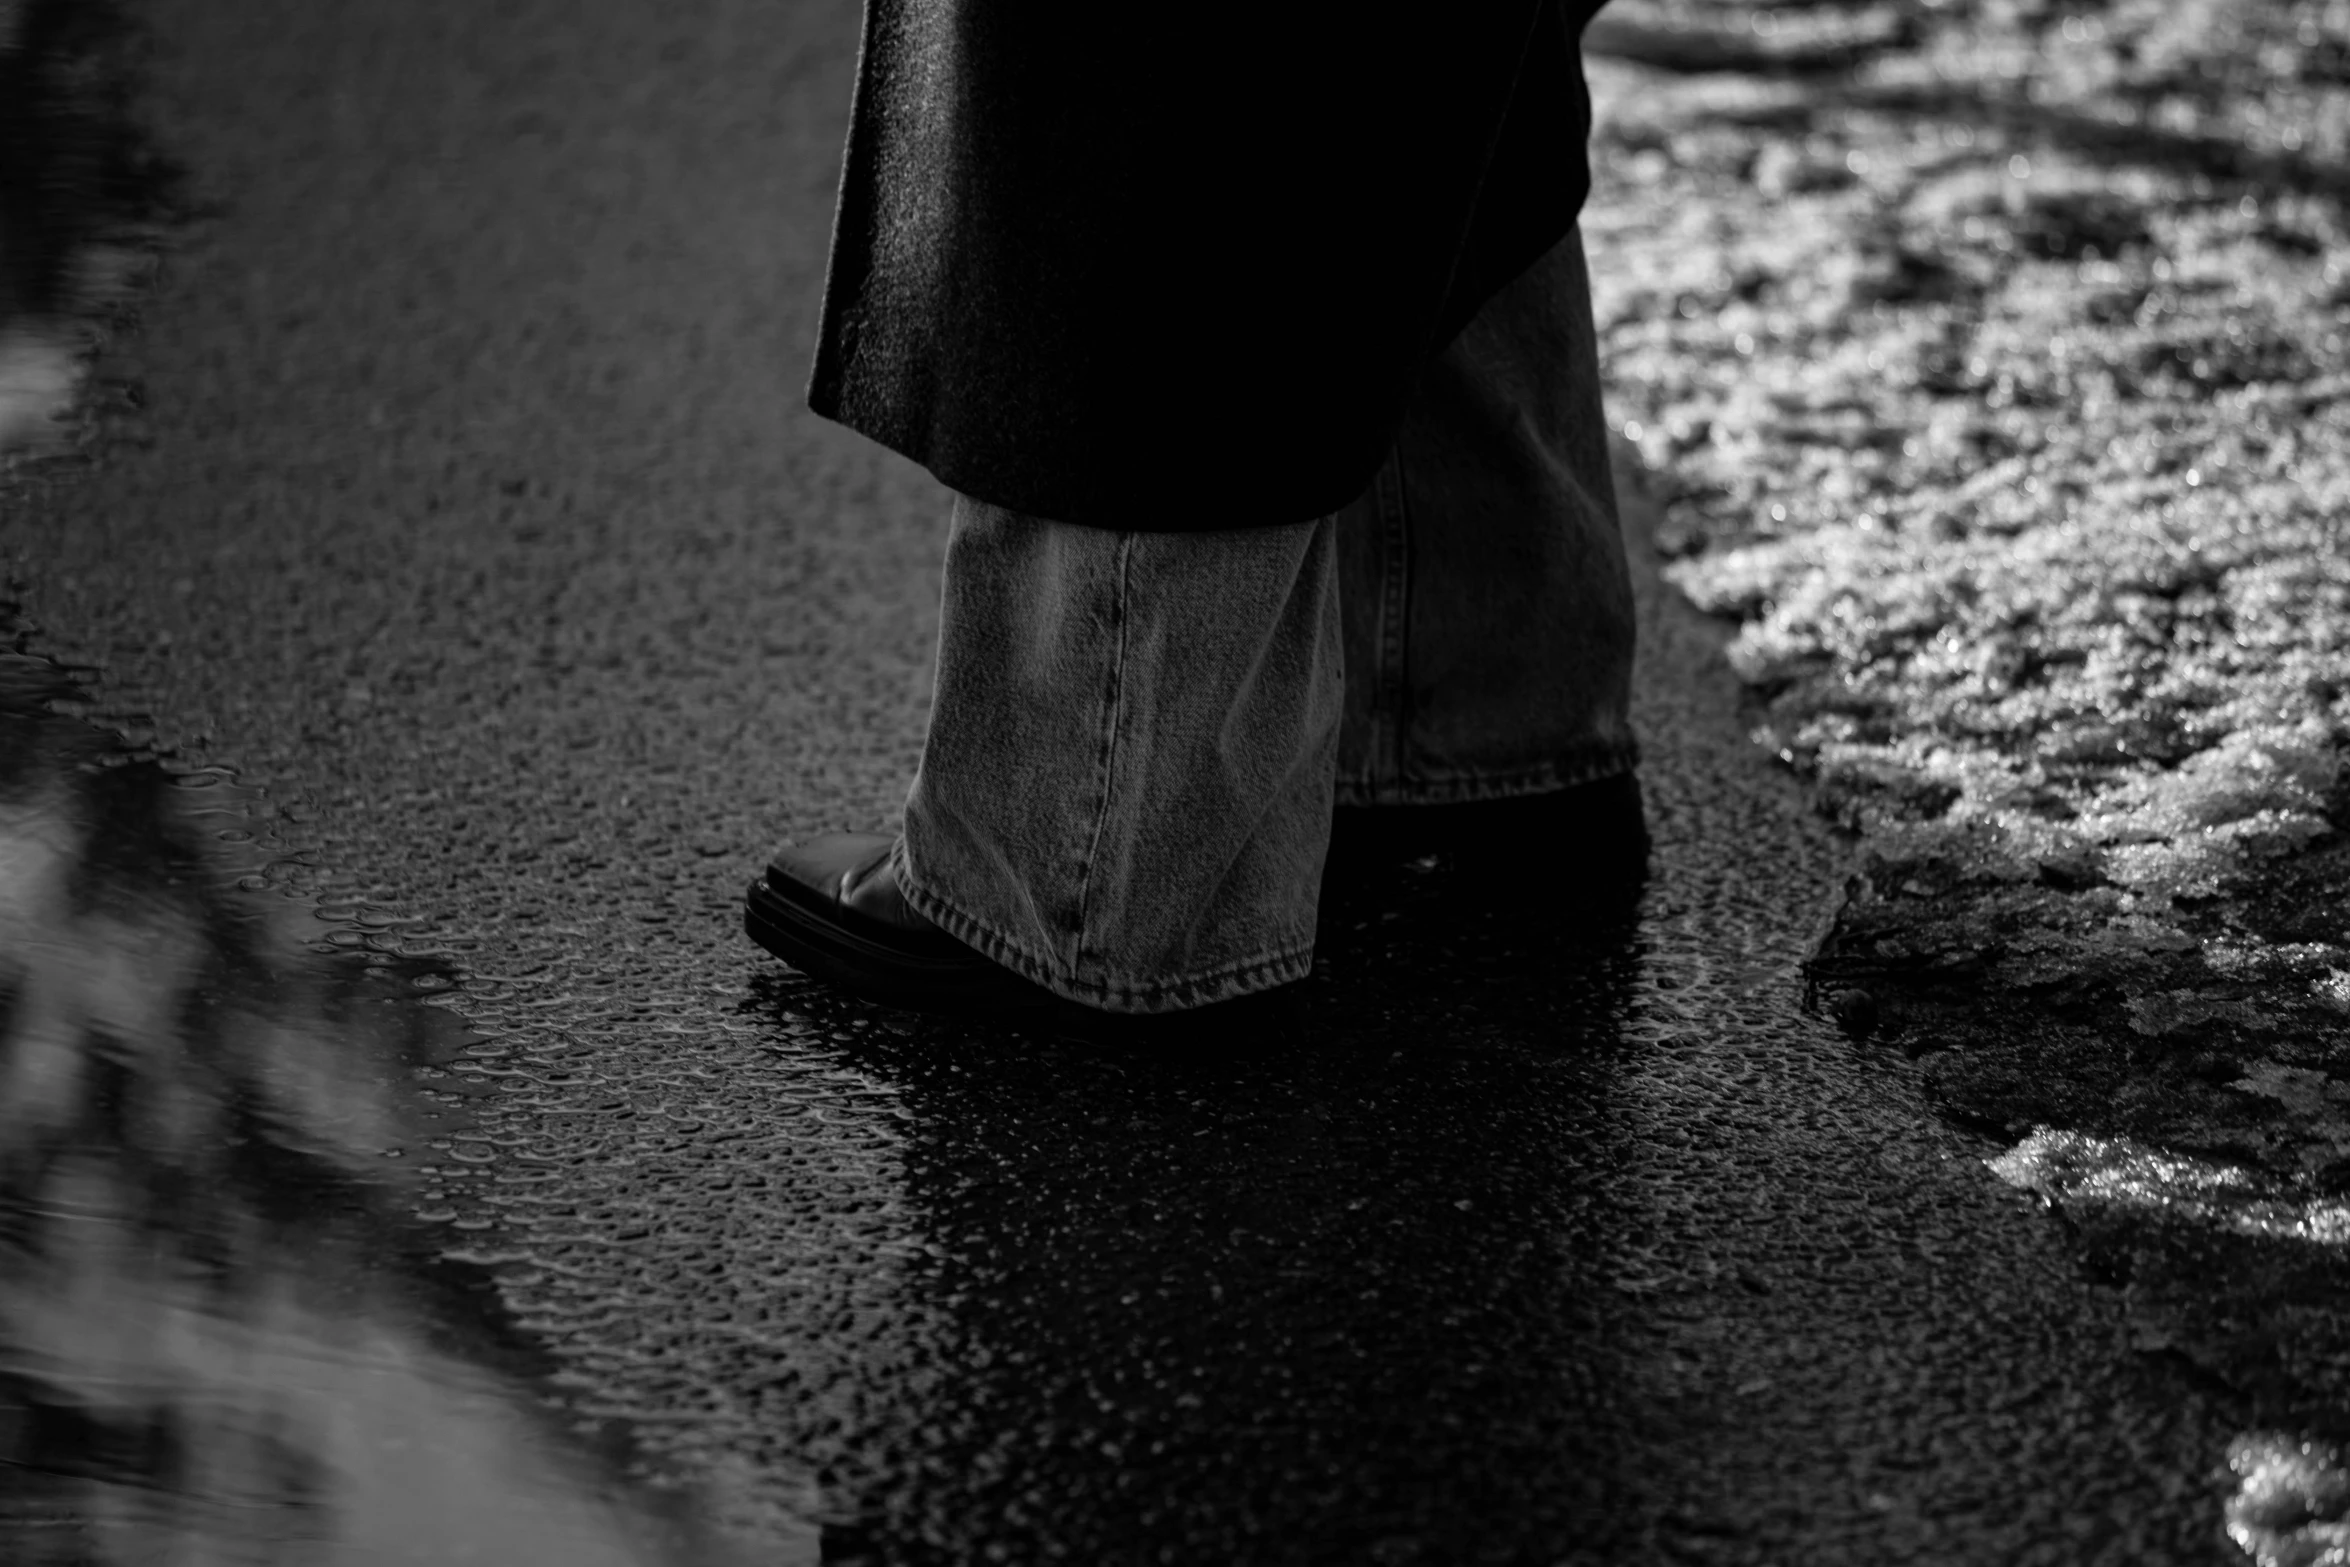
[893,227,1637,1014]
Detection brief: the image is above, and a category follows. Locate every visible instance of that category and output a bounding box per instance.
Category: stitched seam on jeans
[1055,940,1313,1012]
[892,853,1314,1012]
[893,837,1066,980]
[1375,456,1412,789]
[1068,531,1135,973]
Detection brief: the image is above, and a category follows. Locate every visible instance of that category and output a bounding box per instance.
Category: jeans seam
[1374,454,1412,789]
[1069,531,1136,969]
[894,839,1314,1012]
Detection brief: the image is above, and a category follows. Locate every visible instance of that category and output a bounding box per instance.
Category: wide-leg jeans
[890,228,1638,1014]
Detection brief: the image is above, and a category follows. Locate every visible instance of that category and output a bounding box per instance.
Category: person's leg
[1336,224,1637,807]
[752,500,1343,1021]
[749,225,1634,1021]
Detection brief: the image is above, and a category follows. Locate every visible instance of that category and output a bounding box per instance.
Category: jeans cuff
[889,839,1316,1015]
[1333,741,1641,808]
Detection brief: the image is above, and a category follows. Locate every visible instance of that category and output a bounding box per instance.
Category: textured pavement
[0,0,2285,1560]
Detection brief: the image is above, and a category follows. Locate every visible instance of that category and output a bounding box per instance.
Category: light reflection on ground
[1994,1127,2350,1564]
[2227,1434,2350,1567]
[0,657,767,1565]
[1989,1126,2350,1248]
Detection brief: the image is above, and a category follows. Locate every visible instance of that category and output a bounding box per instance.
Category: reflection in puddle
[2227,1434,2350,1567]
[1988,1127,2350,1247]
[0,656,753,1564]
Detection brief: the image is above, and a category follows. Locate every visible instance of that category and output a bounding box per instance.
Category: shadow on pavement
[0,650,761,1565]
[748,847,1656,1564]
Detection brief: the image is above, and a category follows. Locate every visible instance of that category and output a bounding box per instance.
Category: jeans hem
[891,839,1316,1015]
[1332,740,1641,809]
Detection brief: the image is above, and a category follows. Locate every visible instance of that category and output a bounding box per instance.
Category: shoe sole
[743,873,1062,1021]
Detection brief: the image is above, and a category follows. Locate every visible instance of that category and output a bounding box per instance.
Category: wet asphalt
[0,0,2258,1561]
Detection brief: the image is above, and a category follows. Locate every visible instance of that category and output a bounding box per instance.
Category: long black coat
[809,2,1607,530]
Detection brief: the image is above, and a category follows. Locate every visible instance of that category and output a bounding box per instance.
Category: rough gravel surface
[1584,0,2350,1522]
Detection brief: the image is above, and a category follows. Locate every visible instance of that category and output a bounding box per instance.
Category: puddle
[0,653,770,1563]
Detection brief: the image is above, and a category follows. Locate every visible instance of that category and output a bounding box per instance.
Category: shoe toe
[765,831,896,902]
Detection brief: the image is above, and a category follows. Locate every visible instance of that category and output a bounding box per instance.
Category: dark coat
[809,2,1607,530]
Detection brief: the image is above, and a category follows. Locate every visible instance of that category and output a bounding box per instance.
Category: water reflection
[1992,1129,2350,1563]
[774,839,1653,1564]
[0,655,751,1565]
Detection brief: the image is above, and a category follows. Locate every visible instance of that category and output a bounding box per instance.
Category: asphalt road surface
[0,0,2255,1561]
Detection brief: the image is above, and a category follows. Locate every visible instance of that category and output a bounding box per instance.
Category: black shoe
[1323,772,1650,914]
[744,832,1300,1045]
